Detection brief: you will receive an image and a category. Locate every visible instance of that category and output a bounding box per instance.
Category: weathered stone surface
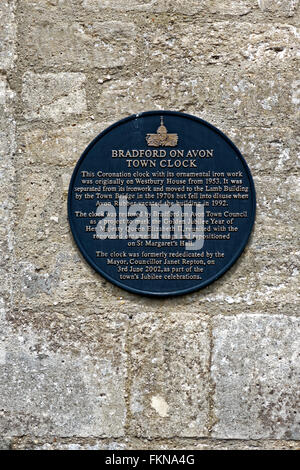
[253,175,299,253]
[0,1,16,70]
[0,78,15,323]
[194,246,299,310]
[12,164,112,313]
[22,72,87,122]
[129,312,210,438]
[19,121,112,167]
[185,175,298,310]
[211,70,299,127]
[18,1,137,69]
[257,0,299,17]
[0,0,298,450]
[82,0,157,11]
[21,115,297,180]
[19,122,299,175]
[225,126,299,176]
[0,7,17,445]
[95,67,299,128]
[13,164,90,309]
[9,437,300,450]
[212,315,300,439]
[83,0,299,18]
[12,127,299,327]
[0,313,127,437]
[12,165,299,315]
[0,437,11,450]
[142,22,298,70]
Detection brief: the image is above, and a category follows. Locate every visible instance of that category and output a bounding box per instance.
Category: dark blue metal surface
[68,111,256,296]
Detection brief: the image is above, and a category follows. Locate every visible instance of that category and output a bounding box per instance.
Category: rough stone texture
[257,0,299,17]
[22,72,87,122]
[0,76,16,435]
[93,69,299,131]
[129,312,210,438]
[212,315,300,439]
[19,122,112,167]
[18,1,137,69]
[142,22,298,69]
[18,122,299,174]
[226,126,300,176]
[0,0,299,450]
[0,78,15,311]
[0,1,16,70]
[0,312,127,437]
[83,0,299,19]
[7,437,300,451]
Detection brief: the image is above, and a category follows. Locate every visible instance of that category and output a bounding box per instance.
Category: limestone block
[82,0,156,12]
[13,154,299,315]
[0,1,16,70]
[142,22,298,70]
[20,122,299,176]
[83,0,208,14]
[83,0,299,18]
[9,437,300,450]
[0,313,127,437]
[0,78,15,309]
[12,163,129,314]
[254,175,299,243]
[129,312,210,437]
[213,71,299,127]
[19,121,113,167]
[225,127,299,176]
[257,0,299,17]
[212,314,300,439]
[95,67,299,128]
[22,72,87,122]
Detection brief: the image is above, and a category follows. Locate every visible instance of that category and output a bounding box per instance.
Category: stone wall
[0,0,299,450]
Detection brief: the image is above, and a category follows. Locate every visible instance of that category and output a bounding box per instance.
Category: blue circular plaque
[68,111,256,296]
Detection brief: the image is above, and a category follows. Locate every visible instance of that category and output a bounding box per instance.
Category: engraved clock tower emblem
[146,116,178,147]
